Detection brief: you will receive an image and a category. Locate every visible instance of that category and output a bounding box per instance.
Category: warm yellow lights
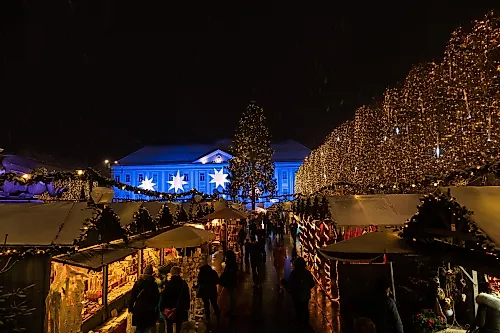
[104,160,110,164]
[296,12,500,195]
[22,174,30,179]
[76,170,84,176]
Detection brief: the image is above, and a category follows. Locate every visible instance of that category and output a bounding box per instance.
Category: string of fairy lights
[296,12,500,195]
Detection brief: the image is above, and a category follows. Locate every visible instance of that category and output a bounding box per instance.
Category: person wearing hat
[160,266,191,333]
[128,264,160,333]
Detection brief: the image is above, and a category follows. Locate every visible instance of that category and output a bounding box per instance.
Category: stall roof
[443,186,500,246]
[0,202,93,246]
[318,231,416,262]
[52,242,138,270]
[52,227,176,270]
[327,194,421,226]
[0,201,165,246]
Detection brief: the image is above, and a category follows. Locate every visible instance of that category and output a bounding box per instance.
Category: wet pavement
[209,234,340,333]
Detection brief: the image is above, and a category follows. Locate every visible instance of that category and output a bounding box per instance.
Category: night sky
[2,1,500,164]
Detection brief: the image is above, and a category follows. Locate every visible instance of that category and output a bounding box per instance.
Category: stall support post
[389,261,397,302]
[138,250,143,276]
[102,265,109,322]
[472,270,478,315]
[160,248,165,266]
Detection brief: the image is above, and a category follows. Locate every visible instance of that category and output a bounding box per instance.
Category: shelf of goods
[487,275,500,295]
[227,223,239,251]
[181,249,205,324]
[49,246,143,333]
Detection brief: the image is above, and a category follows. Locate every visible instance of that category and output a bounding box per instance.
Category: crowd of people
[126,211,319,333]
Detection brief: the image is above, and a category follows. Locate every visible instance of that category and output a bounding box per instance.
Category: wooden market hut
[0,201,167,333]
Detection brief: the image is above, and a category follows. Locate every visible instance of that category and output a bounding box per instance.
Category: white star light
[209,168,229,189]
[168,171,188,192]
[138,176,156,191]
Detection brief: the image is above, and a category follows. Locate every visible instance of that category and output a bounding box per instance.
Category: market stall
[296,194,421,302]
[145,226,216,326]
[202,206,247,252]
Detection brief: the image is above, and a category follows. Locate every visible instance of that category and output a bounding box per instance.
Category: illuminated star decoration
[168,171,188,192]
[138,176,156,191]
[209,168,229,189]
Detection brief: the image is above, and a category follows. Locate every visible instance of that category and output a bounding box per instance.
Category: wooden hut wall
[337,263,390,331]
[0,254,51,333]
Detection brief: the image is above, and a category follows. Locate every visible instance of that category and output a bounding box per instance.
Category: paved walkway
[210,234,340,333]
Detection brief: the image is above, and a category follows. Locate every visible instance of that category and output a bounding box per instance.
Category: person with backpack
[128,264,160,333]
[196,258,221,323]
[282,257,315,332]
[160,266,191,333]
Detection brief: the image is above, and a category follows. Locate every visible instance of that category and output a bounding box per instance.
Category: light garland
[296,12,500,195]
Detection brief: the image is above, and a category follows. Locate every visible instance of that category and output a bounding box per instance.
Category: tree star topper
[209,168,230,189]
[168,171,188,192]
[138,176,156,191]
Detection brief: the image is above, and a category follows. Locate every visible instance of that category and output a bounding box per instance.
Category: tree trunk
[251,186,256,211]
[251,159,256,210]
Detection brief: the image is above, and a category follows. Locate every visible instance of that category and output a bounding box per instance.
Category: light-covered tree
[228,102,276,210]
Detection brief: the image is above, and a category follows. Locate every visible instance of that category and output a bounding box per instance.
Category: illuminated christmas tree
[228,102,276,209]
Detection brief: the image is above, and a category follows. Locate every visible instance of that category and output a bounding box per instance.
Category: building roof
[116,139,310,165]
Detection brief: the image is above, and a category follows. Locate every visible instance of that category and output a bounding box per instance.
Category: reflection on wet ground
[210,234,340,333]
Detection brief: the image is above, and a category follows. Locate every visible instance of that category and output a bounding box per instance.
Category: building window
[200,173,205,182]
[152,173,158,183]
[138,174,144,182]
[282,171,288,180]
[184,173,189,181]
[125,174,131,182]
[283,188,289,195]
[115,175,120,182]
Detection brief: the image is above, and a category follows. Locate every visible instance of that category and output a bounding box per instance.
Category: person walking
[128,265,160,333]
[372,279,403,333]
[256,225,267,262]
[160,266,191,333]
[249,219,257,241]
[219,250,238,316]
[237,226,247,258]
[196,259,221,324]
[290,220,298,246]
[249,239,264,287]
[220,224,228,255]
[283,257,316,332]
[272,239,286,293]
[473,282,500,333]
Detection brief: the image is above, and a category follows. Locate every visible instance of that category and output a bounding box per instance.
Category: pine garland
[127,206,157,235]
[401,190,499,254]
[157,204,175,227]
[75,206,128,247]
[176,206,189,223]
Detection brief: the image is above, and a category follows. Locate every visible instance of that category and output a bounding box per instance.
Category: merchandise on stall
[106,255,138,304]
[486,275,500,295]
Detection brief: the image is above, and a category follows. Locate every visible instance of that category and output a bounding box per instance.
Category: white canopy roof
[0,201,165,246]
[442,186,500,246]
[145,226,216,248]
[327,194,421,226]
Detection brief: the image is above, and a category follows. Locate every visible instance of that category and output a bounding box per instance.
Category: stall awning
[108,202,143,226]
[52,242,138,270]
[0,202,94,246]
[327,194,421,226]
[318,231,416,262]
[145,226,216,248]
[202,206,247,220]
[442,186,500,246]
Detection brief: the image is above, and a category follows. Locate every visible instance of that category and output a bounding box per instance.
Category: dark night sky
[2,1,500,165]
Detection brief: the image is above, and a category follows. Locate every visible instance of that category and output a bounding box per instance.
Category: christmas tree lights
[228,102,277,209]
[296,12,500,195]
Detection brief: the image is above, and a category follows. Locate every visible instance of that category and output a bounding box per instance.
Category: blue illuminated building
[111,139,310,202]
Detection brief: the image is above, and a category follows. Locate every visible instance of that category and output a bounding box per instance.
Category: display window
[107,254,138,304]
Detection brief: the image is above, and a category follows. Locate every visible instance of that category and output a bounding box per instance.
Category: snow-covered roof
[116,139,310,165]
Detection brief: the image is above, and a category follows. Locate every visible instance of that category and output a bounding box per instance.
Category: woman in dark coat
[283,257,315,332]
[219,250,238,316]
[128,265,160,333]
[196,259,221,322]
[160,266,191,333]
